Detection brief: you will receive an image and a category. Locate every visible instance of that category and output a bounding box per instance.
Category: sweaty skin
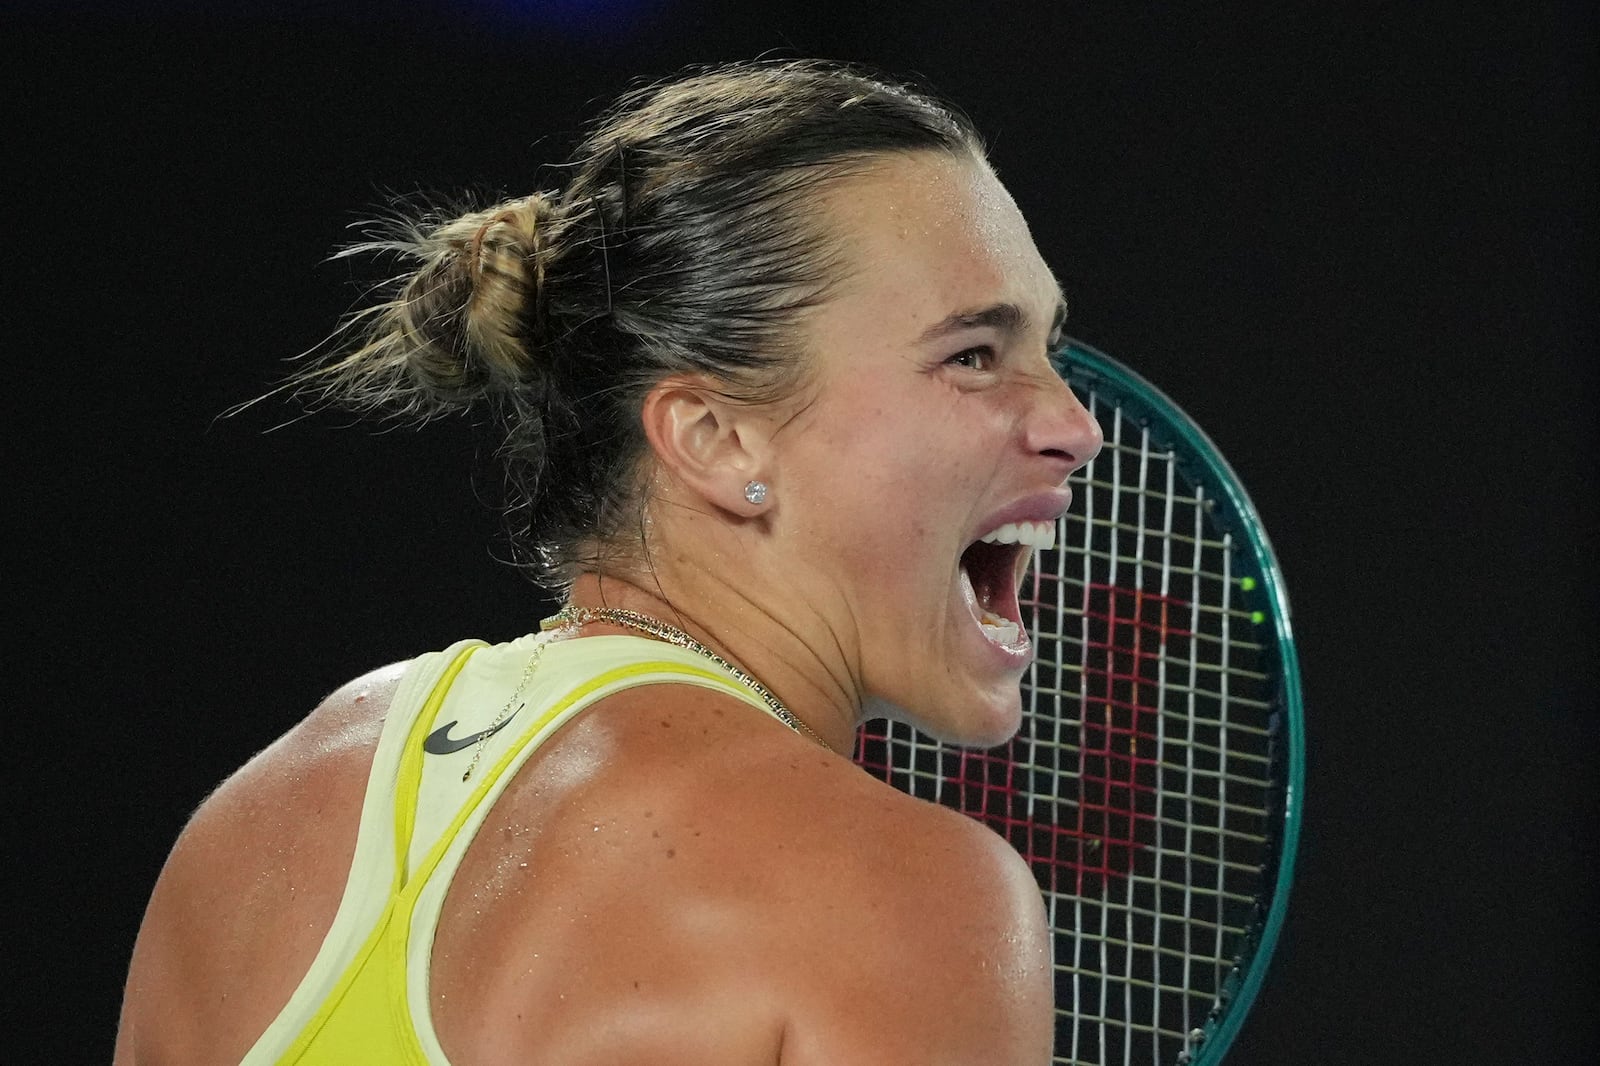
[115,152,1099,1065]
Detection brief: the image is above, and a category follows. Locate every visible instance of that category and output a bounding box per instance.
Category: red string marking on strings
[854,582,1192,896]
[1064,582,1190,893]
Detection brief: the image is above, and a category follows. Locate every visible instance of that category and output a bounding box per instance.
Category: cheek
[786,377,991,592]
[825,456,978,610]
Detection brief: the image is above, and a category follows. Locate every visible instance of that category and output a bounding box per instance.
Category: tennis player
[116,60,1102,1064]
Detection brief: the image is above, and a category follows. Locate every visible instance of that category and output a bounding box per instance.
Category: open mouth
[958,520,1056,650]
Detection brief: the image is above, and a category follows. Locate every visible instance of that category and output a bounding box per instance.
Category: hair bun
[457,196,552,378]
[396,193,555,400]
[297,193,559,420]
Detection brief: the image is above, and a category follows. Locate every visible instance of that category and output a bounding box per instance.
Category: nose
[1024,369,1103,475]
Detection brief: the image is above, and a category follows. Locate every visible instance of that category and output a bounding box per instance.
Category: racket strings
[855,386,1281,1065]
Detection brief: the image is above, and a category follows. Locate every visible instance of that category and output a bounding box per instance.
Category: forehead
[818,152,1059,331]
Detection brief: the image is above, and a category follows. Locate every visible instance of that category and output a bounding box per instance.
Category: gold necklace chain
[460,628,564,782]
[541,604,832,751]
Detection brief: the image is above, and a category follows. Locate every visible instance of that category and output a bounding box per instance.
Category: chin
[953,700,1025,749]
[872,690,1023,749]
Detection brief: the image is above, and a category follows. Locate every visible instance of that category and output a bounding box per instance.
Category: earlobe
[640,376,773,518]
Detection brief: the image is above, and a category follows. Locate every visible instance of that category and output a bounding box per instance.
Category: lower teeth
[979,611,1022,645]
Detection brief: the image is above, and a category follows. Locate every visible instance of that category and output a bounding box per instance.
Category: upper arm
[114,661,408,1065]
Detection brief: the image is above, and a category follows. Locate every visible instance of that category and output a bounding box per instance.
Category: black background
[8,2,1596,1062]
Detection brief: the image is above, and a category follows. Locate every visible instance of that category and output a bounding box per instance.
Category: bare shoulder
[756,753,1055,1065]
[566,690,1053,1063]
[115,660,410,1066]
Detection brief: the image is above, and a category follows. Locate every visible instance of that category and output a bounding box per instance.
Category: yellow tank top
[240,632,776,1065]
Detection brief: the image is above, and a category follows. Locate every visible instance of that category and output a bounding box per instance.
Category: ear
[639,375,772,517]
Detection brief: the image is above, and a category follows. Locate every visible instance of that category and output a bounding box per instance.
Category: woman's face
[772,151,1103,745]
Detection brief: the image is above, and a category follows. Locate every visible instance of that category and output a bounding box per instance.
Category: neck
[563,570,861,755]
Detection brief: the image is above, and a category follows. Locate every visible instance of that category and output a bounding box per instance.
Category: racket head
[855,339,1305,1065]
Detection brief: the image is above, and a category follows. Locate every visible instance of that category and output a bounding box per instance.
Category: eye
[946,346,997,371]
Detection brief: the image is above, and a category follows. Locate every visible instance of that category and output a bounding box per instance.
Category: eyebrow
[917,293,1070,345]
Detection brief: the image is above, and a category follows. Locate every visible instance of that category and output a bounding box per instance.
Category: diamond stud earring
[743,480,769,506]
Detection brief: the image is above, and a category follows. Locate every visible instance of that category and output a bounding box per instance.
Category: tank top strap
[400,633,775,879]
[239,637,487,1066]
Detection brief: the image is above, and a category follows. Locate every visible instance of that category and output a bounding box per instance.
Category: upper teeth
[979,520,1057,550]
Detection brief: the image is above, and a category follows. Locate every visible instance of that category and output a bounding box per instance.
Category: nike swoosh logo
[423,702,525,756]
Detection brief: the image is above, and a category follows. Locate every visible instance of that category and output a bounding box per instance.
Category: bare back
[116,660,1053,1065]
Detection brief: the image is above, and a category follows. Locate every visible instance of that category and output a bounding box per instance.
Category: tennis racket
[855,339,1304,1065]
